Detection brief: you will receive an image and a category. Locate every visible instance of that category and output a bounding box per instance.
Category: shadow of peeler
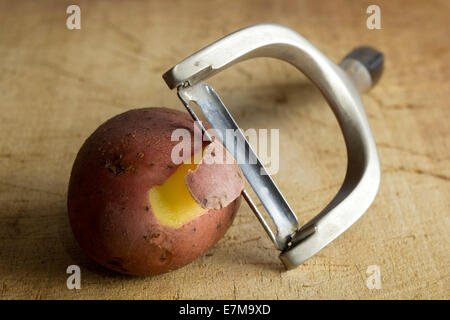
[163,23,383,270]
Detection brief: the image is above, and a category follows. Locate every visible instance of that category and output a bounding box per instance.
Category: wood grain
[0,0,448,299]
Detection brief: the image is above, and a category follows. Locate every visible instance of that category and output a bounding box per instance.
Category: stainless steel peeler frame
[163,23,382,270]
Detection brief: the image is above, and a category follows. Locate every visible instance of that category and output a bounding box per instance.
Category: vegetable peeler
[163,23,383,270]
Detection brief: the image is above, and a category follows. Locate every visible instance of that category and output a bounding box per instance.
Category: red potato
[67,107,244,276]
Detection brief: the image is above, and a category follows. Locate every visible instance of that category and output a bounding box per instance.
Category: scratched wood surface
[0,0,448,299]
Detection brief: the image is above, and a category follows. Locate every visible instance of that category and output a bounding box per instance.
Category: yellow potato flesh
[149,162,206,228]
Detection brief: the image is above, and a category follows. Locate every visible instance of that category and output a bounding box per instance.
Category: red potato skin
[68,107,242,276]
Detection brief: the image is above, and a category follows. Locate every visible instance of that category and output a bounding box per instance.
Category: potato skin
[68,107,241,276]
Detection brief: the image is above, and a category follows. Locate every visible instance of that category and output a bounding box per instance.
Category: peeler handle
[164,23,381,269]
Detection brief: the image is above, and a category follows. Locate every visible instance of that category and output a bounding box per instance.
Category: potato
[67,107,244,276]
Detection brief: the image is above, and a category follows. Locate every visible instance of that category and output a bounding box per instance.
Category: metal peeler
[163,23,383,270]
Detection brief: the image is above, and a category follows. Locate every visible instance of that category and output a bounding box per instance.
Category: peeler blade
[177,82,299,250]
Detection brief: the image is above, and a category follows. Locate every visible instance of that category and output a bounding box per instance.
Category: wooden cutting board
[0,0,448,299]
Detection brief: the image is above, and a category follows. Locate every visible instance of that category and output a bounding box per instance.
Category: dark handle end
[343,46,384,88]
